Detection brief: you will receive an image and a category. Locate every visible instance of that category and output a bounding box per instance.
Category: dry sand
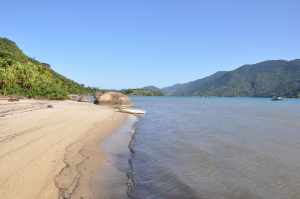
[0,99,128,199]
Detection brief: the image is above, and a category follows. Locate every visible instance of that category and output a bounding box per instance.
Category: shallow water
[93,115,137,199]
[127,97,300,199]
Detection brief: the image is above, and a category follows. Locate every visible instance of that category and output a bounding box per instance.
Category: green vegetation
[0,37,98,99]
[121,86,163,96]
[163,60,300,98]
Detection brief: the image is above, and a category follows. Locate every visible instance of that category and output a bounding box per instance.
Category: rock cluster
[68,91,131,106]
[95,91,132,106]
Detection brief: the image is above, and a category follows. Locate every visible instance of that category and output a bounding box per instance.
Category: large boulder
[95,91,104,99]
[95,91,132,106]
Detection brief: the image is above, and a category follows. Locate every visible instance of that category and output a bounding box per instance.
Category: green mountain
[162,59,300,98]
[121,86,164,96]
[0,37,97,99]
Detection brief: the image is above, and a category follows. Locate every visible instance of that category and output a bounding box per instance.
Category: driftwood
[0,96,20,102]
[8,97,20,102]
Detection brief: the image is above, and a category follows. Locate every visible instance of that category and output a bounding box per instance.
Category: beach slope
[0,99,127,199]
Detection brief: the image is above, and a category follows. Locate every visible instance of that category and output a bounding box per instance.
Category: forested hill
[121,86,164,96]
[0,37,97,99]
[162,59,300,98]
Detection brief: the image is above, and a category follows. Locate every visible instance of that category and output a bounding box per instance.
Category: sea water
[126,97,300,199]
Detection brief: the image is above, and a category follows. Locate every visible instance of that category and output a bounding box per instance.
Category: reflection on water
[128,97,300,199]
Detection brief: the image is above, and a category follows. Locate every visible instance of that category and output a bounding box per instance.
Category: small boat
[119,108,146,115]
[271,96,284,101]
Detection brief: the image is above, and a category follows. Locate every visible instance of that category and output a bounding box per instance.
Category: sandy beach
[0,99,128,199]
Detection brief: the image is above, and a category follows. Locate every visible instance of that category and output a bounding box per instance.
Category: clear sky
[1,0,299,89]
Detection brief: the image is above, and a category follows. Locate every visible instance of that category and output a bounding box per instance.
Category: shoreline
[91,115,138,199]
[0,99,130,199]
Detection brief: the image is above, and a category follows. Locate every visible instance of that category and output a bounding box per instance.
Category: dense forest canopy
[0,37,98,99]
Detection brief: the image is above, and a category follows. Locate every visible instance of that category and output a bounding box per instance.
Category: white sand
[0,99,127,199]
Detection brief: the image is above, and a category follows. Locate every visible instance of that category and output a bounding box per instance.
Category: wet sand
[0,99,128,199]
[92,115,137,199]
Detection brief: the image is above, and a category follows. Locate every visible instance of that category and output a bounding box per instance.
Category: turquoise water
[128,97,300,199]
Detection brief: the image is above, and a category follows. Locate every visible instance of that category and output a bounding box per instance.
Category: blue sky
[1,0,299,89]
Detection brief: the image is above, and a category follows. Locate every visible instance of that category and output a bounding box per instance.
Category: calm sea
[126,97,300,199]
[99,97,300,199]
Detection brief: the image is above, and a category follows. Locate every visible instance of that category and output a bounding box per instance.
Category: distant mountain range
[162,59,300,98]
[3,37,298,99]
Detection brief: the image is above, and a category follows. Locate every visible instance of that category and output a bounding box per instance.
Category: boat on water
[119,107,146,115]
[271,96,284,101]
